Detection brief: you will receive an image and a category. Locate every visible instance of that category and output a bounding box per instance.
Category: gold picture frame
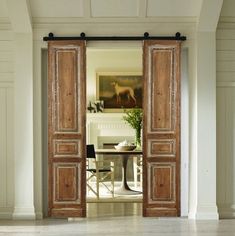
[96,72,142,112]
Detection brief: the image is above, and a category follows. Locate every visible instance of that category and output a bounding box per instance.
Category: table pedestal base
[115,155,142,195]
[115,187,142,195]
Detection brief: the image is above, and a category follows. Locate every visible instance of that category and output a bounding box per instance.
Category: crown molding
[219,16,235,23]
[32,16,197,32]
[32,16,197,25]
[217,16,235,29]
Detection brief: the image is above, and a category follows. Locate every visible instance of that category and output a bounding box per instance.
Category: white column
[189,31,218,219]
[188,40,198,219]
[13,33,35,220]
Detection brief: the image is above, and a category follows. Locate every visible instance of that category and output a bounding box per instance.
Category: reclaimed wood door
[48,40,86,217]
[143,40,181,217]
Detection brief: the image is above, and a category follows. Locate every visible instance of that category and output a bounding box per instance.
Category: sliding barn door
[48,40,86,217]
[143,40,181,217]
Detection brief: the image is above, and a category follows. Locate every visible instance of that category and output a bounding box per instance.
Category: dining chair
[133,156,142,188]
[86,144,115,199]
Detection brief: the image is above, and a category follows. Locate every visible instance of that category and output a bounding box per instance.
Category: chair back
[87,144,96,159]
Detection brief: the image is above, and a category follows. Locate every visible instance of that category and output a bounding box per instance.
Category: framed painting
[96,72,142,111]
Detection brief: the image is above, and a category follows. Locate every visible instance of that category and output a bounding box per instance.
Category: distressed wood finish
[143,40,181,217]
[54,163,79,201]
[48,41,86,217]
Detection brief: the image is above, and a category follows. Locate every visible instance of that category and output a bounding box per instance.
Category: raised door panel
[148,163,175,202]
[53,140,80,158]
[147,48,176,134]
[143,40,180,217]
[48,41,86,218]
[148,139,175,157]
[54,50,80,133]
[54,163,80,202]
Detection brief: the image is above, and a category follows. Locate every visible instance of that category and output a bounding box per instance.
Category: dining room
[85,45,143,206]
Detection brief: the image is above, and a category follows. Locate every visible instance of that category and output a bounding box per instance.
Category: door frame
[39,40,188,218]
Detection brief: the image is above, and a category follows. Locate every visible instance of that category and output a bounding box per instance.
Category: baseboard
[13,207,36,220]
[218,204,235,219]
[188,210,196,219]
[195,212,219,220]
[35,211,43,219]
[189,204,218,220]
[0,207,13,219]
[0,212,12,219]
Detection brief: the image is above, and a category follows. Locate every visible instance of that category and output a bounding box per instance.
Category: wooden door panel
[148,139,175,157]
[148,162,175,202]
[147,48,176,133]
[48,40,86,217]
[54,50,80,133]
[143,40,181,217]
[152,51,172,131]
[54,163,80,202]
[53,140,80,157]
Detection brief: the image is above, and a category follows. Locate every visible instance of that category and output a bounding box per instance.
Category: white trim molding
[13,207,36,220]
[217,81,235,87]
[189,205,219,220]
[195,205,219,220]
[35,211,43,220]
[0,207,13,220]
[218,204,235,219]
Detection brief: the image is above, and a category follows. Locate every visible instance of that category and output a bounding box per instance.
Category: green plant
[122,108,143,148]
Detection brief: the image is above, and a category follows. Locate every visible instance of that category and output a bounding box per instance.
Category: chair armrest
[93,160,116,168]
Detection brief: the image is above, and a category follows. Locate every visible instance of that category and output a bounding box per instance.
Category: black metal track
[43,32,186,41]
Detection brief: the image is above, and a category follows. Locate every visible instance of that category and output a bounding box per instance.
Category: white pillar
[189,31,218,220]
[13,33,35,220]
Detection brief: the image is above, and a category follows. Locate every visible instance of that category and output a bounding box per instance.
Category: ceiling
[0,0,203,21]
[28,0,202,18]
[0,0,233,28]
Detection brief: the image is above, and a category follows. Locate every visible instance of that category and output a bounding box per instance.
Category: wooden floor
[0,203,235,236]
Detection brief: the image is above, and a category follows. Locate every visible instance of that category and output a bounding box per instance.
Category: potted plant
[122,108,143,149]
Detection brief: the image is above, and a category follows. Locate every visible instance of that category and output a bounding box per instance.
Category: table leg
[115,155,142,195]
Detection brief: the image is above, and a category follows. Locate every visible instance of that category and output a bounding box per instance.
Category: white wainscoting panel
[217,27,235,83]
[0,30,14,219]
[0,84,14,219]
[217,22,235,218]
[217,87,235,218]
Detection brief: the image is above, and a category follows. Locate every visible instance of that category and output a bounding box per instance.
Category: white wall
[0,0,224,221]
[0,30,14,219]
[87,48,142,103]
[0,21,210,219]
[216,19,235,218]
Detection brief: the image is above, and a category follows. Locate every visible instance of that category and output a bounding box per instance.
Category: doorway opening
[86,45,143,216]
